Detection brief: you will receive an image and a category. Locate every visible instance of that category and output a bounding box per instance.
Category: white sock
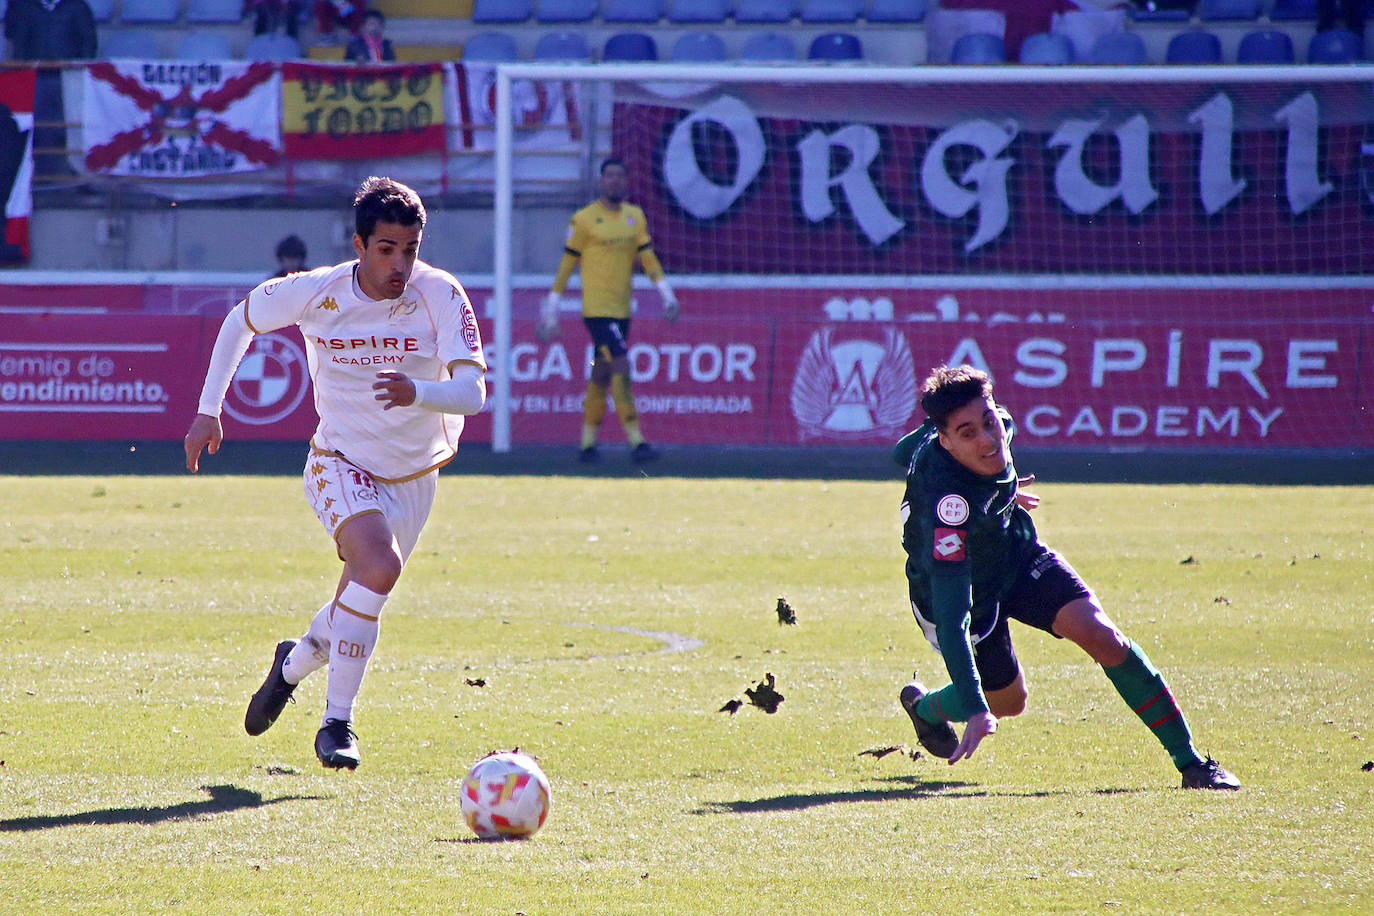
[282,600,333,685]
[323,581,388,724]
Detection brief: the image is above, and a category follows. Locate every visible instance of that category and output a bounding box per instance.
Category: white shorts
[303,450,437,563]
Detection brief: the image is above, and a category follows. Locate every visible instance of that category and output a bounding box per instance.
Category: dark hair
[362,8,384,24]
[920,365,993,429]
[275,234,306,260]
[353,176,426,245]
[600,157,627,176]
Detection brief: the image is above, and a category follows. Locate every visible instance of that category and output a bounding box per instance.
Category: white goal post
[490,63,1374,455]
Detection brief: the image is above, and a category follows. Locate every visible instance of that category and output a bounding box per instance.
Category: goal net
[488,64,1374,455]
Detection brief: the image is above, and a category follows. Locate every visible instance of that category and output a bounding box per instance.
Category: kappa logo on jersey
[222,331,311,427]
[790,327,917,441]
[936,494,970,526]
[933,527,966,561]
[318,296,338,311]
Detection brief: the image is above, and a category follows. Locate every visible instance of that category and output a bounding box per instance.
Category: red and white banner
[0,69,34,263]
[612,79,1374,276]
[447,62,584,152]
[83,61,281,176]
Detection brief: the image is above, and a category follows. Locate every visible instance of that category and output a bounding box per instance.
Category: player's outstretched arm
[184,413,223,473]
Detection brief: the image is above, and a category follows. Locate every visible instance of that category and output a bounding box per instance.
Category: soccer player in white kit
[183,177,487,770]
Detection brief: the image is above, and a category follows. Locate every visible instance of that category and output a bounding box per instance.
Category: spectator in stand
[1317,1,1365,43]
[345,10,395,62]
[4,0,97,177]
[315,0,365,39]
[271,234,308,278]
[244,0,305,39]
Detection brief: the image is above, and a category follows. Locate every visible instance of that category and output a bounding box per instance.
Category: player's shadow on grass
[691,777,1143,814]
[0,783,327,832]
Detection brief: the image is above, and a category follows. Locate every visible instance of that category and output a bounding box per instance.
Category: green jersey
[894,407,1039,714]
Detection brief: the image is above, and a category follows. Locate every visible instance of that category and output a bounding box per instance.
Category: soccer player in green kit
[895,365,1239,790]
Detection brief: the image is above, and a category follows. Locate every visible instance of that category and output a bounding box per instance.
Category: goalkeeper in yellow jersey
[537,157,680,463]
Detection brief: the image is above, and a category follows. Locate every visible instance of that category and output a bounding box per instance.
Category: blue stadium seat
[1129,0,1193,21]
[463,31,521,60]
[1165,29,1223,62]
[1198,0,1261,20]
[669,0,729,22]
[671,30,727,59]
[88,0,117,22]
[176,30,233,59]
[1086,30,1149,63]
[185,0,244,23]
[535,0,597,21]
[866,0,925,23]
[243,32,300,60]
[1307,27,1363,62]
[1018,31,1073,64]
[807,31,862,59]
[601,0,664,22]
[119,0,180,23]
[472,0,534,23]
[738,30,796,59]
[1236,28,1295,62]
[950,31,1005,64]
[734,0,794,22]
[800,0,862,23]
[102,28,161,58]
[603,31,658,59]
[533,30,590,58]
[1267,0,1318,20]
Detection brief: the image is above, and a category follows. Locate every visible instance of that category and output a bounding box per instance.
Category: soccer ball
[460,751,552,840]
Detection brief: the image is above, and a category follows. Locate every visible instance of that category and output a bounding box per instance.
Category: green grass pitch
[1,472,1371,914]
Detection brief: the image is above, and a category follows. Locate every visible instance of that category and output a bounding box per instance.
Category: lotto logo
[933,527,966,561]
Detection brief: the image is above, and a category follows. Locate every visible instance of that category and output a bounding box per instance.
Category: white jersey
[243,259,486,482]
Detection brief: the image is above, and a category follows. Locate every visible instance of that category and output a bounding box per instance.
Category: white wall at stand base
[29,203,572,274]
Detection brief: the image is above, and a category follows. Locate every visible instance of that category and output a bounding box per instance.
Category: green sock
[1102,641,1204,770]
[915,682,979,724]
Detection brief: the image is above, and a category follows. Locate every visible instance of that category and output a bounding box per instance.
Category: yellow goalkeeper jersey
[551,199,666,319]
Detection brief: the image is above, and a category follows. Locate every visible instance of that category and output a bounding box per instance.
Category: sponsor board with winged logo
[790,326,917,441]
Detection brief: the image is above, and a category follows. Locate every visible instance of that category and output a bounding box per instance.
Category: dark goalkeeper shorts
[973,543,1093,692]
[584,317,631,360]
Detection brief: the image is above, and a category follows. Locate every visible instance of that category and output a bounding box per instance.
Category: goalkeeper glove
[656,278,680,323]
[536,291,562,342]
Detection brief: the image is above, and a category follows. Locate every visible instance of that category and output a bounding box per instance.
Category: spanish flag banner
[281,62,445,159]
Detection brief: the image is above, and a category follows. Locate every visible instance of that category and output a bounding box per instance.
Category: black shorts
[972,544,1092,692]
[584,317,631,360]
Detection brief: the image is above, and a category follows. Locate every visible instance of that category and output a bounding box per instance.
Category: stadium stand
[1165,28,1224,62]
[1198,0,1262,20]
[243,32,301,59]
[807,30,862,59]
[1267,0,1319,20]
[89,0,117,22]
[601,0,665,23]
[1306,27,1363,62]
[472,0,535,23]
[603,30,658,58]
[533,30,591,58]
[738,30,796,59]
[1086,29,1149,63]
[185,0,246,24]
[119,0,182,22]
[799,0,864,23]
[1236,27,1296,61]
[669,0,731,23]
[176,30,234,58]
[102,28,162,57]
[534,0,598,22]
[1129,1,1194,21]
[950,31,1005,63]
[671,30,727,59]
[463,30,521,59]
[734,0,796,23]
[866,0,926,23]
[1019,31,1074,64]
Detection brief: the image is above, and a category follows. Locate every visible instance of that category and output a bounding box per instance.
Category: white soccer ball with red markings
[461,751,552,840]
